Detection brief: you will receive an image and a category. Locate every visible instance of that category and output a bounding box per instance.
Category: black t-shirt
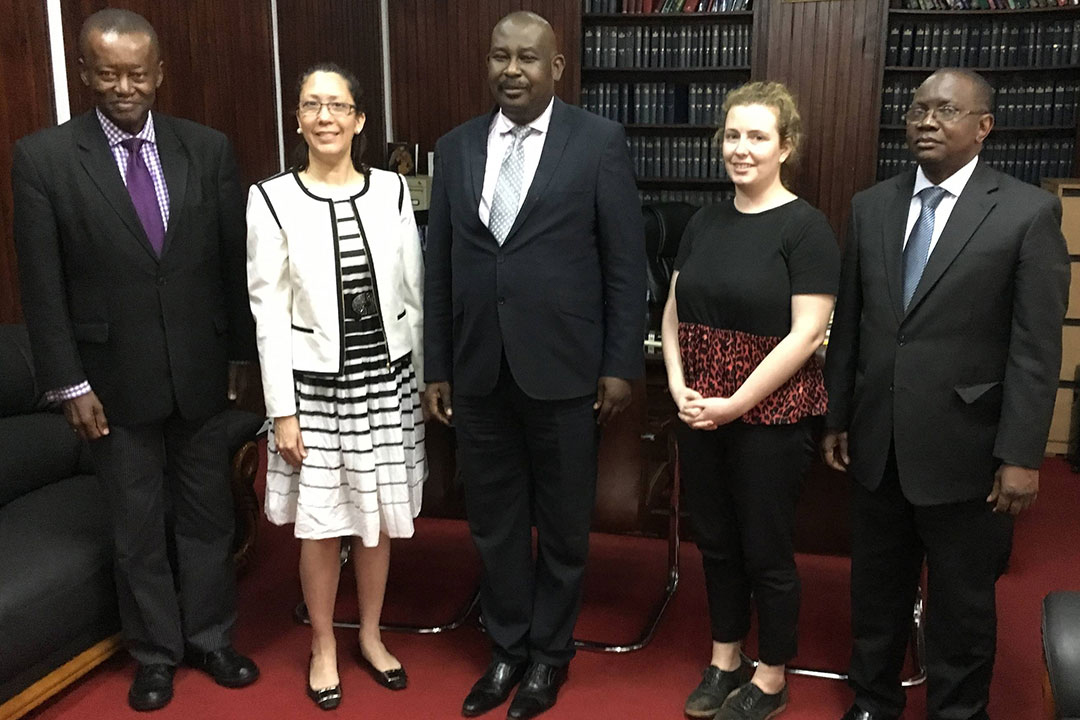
[674,198,841,338]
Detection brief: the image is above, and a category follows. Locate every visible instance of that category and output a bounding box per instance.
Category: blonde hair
[718,81,803,184]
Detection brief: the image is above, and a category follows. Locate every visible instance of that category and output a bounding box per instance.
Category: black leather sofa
[0,324,119,711]
[0,324,264,718]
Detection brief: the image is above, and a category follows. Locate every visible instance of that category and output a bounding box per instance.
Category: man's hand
[594,377,632,425]
[424,381,453,426]
[62,391,109,440]
[822,430,850,472]
[274,415,307,468]
[682,396,744,430]
[987,464,1039,515]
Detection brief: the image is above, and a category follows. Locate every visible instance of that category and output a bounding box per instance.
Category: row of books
[583,23,752,68]
[581,81,743,125]
[640,189,733,205]
[881,79,1079,126]
[877,138,1076,184]
[585,0,752,12]
[583,82,683,123]
[886,19,1080,67]
[896,0,1079,9]
[628,135,730,180]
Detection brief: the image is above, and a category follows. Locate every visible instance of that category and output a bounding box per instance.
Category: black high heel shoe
[307,655,342,710]
[358,645,407,690]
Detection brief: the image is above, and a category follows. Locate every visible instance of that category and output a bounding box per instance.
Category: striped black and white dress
[265,191,426,545]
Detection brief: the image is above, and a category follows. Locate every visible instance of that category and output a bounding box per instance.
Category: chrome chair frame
[574,433,682,654]
[746,586,928,687]
[293,541,482,635]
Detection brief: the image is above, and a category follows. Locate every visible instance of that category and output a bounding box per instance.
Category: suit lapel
[905,161,997,315]
[882,171,915,324]
[468,109,496,215]
[503,98,572,245]
[154,116,188,258]
[75,112,157,258]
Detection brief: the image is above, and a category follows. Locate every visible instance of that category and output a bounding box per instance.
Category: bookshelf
[581,1,757,205]
[1043,178,1080,456]
[877,2,1080,184]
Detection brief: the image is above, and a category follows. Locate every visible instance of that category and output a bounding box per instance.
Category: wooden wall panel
[276,0,386,174]
[760,0,887,241]
[388,1,582,169]
[60,0,280,185]
[0,0,54,323]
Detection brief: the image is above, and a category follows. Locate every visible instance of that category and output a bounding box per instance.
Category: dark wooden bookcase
[877,3,1080,184]
[580,4,758,205]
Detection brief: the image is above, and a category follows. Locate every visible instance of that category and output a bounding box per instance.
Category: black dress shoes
[358,645,407,690]
[306,680,343,710]
[362,660,407,690]
[184,646,260,688]
[506,662,568,720]
[128,663,176,712]
[840,705,898,720]
[462,660,527,717]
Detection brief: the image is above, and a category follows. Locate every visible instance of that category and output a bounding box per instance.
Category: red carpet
[29,458,1080,720]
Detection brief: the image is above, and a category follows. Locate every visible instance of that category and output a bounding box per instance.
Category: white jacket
[246,168,424,417]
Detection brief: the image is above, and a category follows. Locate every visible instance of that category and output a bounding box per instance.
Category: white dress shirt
[478,98,554,228]
[904,154,980,253]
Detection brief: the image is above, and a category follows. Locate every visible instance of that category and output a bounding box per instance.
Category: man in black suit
[423,11,645,720]
[823,69,1069,720]
[12,9,258,711]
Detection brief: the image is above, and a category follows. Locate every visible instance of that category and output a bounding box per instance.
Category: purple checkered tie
[121,138,165,255]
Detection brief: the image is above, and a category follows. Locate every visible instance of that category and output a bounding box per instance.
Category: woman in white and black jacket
[246,62,425,711]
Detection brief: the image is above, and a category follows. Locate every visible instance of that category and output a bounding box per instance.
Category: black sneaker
[684,663,752,718]
[716,682,789,720]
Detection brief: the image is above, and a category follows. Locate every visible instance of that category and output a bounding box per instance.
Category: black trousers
[453,359,598,667]
[88,410,237,666]
[849,450,1013,720]
[677,419,813,666]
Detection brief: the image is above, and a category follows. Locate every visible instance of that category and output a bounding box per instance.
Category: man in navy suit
[13,9,258,711]
[423,12,646,719]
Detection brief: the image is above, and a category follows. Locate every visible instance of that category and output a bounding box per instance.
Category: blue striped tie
[902,186,948,310]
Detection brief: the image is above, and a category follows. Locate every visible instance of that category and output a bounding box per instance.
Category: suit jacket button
[498,297,505,305]
[156,276,166,287]
[889,383,895,392]
[897,334,905,346]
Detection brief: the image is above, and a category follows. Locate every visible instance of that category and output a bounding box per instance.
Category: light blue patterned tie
[488,125,534,245]
[902,186,948,310]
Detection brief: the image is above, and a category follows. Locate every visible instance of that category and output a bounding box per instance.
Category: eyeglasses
[298,100,357,118]
[904,105,987,124]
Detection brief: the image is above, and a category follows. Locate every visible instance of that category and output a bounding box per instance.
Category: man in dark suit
[423,11,645,720]
[823,69,1069,720]
[12,9,258,711]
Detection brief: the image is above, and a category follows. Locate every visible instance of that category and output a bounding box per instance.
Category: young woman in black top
[661,82,841,720]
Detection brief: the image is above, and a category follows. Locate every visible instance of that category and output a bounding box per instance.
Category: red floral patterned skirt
[678,322,827,425]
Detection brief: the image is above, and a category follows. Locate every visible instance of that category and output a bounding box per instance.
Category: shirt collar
[492,96,555,138]
[96,108,157,148]
[912,154,979,200]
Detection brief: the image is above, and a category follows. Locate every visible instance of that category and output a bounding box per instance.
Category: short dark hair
[932,68,995,112]
[79,8,159,58]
